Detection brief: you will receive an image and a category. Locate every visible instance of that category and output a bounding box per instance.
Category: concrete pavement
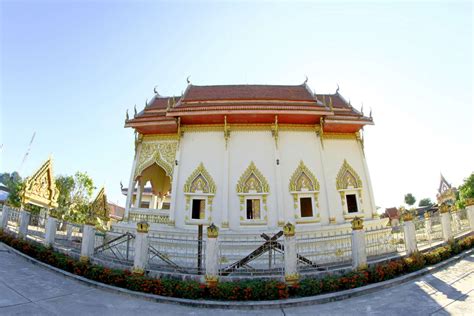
[0,242,473,315]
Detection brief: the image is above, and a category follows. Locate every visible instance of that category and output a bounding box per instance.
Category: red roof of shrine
[125,83,374,134]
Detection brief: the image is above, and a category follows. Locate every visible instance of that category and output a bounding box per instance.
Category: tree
[457,172,474,209]
[0,172,23,207]
[418,198,433,207]
[56,172,95,223]
[404,193,416,207]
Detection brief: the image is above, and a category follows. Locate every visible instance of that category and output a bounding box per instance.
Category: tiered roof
[125,83,373,134]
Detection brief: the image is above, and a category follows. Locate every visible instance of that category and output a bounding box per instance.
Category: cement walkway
[0,243,473,315]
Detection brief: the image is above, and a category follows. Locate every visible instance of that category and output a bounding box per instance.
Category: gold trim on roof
[21,157,59,209]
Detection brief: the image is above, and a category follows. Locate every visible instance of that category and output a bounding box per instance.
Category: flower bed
[0,230,473,301]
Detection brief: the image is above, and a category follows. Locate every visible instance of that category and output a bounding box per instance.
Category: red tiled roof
[385,207,400,220]
[182,84,316,102]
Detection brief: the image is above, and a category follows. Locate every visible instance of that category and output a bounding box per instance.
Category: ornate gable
[236,161,269,194]
[437,174,456,205]
[135,141,178,179]
[184,163,216,194]
[21,158,59,209]
[289,161,320,192]
[336,159,363,190]
[90,187,108,220]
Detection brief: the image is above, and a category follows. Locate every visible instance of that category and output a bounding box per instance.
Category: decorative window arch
[236,162,269,224]
[135,142,178,179]
[336,159,364,217]
[183,163,216,224]
[289,161,320,222]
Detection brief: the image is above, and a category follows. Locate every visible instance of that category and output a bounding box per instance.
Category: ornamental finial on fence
[283,222,295,237]
[136,221,149,233]
[207,223,219,238]
[351,216,364,230]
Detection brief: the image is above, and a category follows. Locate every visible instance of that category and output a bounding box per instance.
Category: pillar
[18,209,31,239]
[221,138,230,229]
[134,178,143,209]
[283,222,299,285]
[351,217,367,270]
[440,205,453,242]
[1,206,10,230]
[67,224,73,240]
[132,221,150,275]
[451,209,461,233]
[125,140,142,220]
[80,224,96,262]
[205,223,219,286]
[466,203,474,232]
[424,212,432,244]
[402,213,417,254]
[44,216,58,246]
[169,140,182,226]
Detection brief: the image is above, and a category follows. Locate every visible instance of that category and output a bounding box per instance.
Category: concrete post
[440,205,453,242]
[424,212,432,244]
[466,204,474,232]
[18,209,31,239]
[1,206,10,230]
[451,209,461,233]
[80,224,96,262]
[132,221,149,275]
[351,217,367,270]
[283,222,299,285]
[402,214,418,254]
[44,216,58,246]
[67,224,73,241]
[205,223,219,286]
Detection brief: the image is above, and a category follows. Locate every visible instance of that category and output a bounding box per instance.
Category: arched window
[336,159,363,218]
[184,163,216,224]
[236,162,269,225]
[289,161,320,223]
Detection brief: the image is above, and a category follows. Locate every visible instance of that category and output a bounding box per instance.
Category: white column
[357,137,376,219]
[150,195,157,209]
[134,178,143,208]
[205,224,219,286]
[66,224,73,241]
[1,206,10,229]
[132,222,150,275]
[466,205,474,232]
[44,216,58,246]
[440,208,453,242]
[451,210,461,233]
[402,215,418,254]
[351,217,367,270]
[18,209,30,239]
[424,213,432,244]
[221,142,230,229]
[316,134,331,225]
[80,224,96,262]
[283,223,299,285]
[274,146,285,227]
[125,142,142,220]
[169,141,182,226]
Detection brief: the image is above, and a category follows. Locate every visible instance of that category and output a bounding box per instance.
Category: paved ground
[0,243,473,316]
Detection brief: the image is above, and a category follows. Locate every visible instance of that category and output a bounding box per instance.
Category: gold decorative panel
[336,159,363,190]
[89,187,108,221]
[21,158,59,209]
[236,161,269,194]
[135,141,178,179]
[289,161,320,192]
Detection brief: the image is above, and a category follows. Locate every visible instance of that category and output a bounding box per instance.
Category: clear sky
[1,0,472,209]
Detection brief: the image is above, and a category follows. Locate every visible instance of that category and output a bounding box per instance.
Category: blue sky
[1,1,472,208]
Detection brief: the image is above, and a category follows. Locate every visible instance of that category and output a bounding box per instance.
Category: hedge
[0,230,473,301]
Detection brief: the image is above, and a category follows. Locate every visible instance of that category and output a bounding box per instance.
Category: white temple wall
[278,132,329,226]
[174,132,225,229]
[321,139,374,222]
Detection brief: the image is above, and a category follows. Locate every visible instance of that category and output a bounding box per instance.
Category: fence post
[80,224,96,262]
[1,206,10,230]
[424,212,432,244]
[466,201,474,232]
[19,209,31,239]
[132,221,149,275]
[351,217,367,270]
[44,216,58,246]
[205,223,219,286]
[451,208,461,233]
[440,205,453,242]
[283,222,299,285]
[66,224,73,241]
[402,213,417,254]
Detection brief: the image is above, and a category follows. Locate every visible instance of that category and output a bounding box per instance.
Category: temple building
[116,82,380,234]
